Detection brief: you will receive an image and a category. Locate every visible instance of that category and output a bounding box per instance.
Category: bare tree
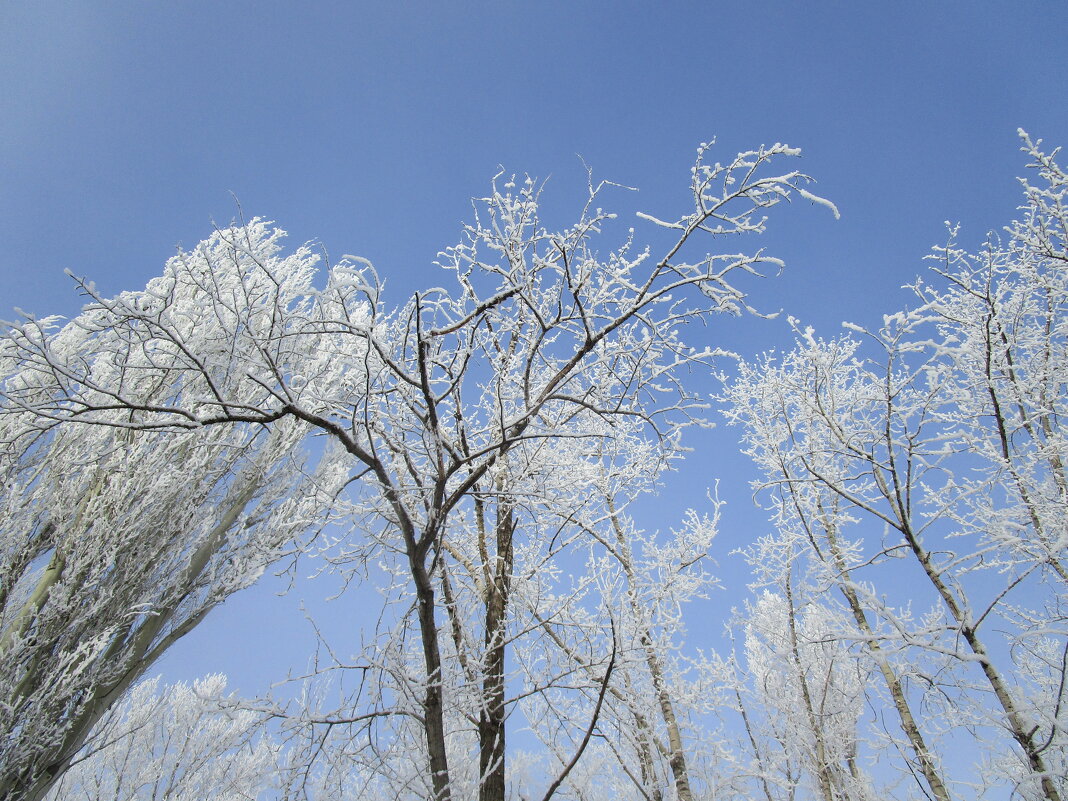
[3,142,832,799]
[722,132,1068,801]
[721,341,953,801]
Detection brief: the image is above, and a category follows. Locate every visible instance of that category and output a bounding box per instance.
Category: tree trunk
[410,550,453,801]
[890,504,1063,801]
[608,508,695,801]
[784,577,838,801]
[479,506,513,801]
[638,632,694,801]
[820,515,951,801]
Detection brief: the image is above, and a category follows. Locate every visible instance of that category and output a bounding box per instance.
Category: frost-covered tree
[722,338,952,801]
[740,587,876,801]
[45,675,278,801]
[722,132,1068,801]
[562,475,722,801]
[3,142,833,800]
[0,233,345,801]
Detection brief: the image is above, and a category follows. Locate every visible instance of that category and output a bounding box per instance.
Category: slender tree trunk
[784,576,837,801]
[608,508,695,801]
[479,598,507,801]
[0,549,65,661]
[637,631,693,801]
[819,516,951,801]
[734,685,777,801]
[479,506,513,801]
[887,493,1063,801]
[839,589,950,801]
[410,549,453,801]
[623,668,665,801]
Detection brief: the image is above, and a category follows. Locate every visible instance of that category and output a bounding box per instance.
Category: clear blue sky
[3,2,1066,691]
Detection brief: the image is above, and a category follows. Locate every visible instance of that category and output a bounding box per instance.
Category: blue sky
[3,3,1067,693]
